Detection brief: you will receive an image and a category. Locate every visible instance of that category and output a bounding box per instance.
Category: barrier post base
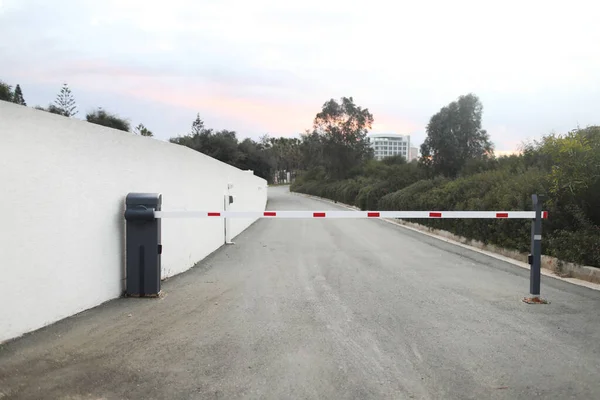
[125,291,163,299]
[522,296,549,304]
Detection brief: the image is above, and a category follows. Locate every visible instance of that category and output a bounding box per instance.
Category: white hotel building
[368,133,411,161]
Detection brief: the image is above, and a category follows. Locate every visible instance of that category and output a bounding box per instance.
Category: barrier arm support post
[529,194,544,299]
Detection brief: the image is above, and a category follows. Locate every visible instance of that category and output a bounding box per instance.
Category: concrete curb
[291,191,600,292]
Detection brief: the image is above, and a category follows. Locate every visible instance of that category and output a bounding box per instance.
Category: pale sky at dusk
[1,0,599,152]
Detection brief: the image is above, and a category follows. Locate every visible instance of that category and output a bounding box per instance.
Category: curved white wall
[0,101,267,342]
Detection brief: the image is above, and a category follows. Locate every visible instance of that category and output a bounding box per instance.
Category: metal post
[225,183,235,245]
[529,194,543,296]
[224,194,232,244]
[124,193,162,297]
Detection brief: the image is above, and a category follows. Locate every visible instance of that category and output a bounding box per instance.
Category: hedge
[292,168,599,267]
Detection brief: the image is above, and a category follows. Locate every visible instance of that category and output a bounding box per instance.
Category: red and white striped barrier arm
[154,210,548,219]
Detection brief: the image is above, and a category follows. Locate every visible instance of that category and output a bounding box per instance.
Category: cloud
[117,80,316,135]
[1,0,599,149]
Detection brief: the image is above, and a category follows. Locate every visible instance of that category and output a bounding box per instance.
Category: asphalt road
[1,186,600,400]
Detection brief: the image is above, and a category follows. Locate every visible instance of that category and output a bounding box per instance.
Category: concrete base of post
[522,296,549,304]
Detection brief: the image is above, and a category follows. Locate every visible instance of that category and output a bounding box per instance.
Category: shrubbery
[377,169,547,253]
[86,108,130,132]
[292,127,600,267]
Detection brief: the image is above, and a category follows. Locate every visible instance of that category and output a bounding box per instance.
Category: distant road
[1,186,599,399]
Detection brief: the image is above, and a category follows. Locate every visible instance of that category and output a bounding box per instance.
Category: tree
[170,115,282,181]
[264,136,303,182]
[134,123,154,137]
[237,138,272,180]
[311,97,374,179]
[0,81,12,101]
[54,83,78,117]
[299,130,324,171]
[191,113,204,135]
[170,115,240,166]
[201,130,241,165]
[170,115,309,182]
[11,84,26,105]
[420,93,493,177]
[170,113,208,150]
[86,108,130,132]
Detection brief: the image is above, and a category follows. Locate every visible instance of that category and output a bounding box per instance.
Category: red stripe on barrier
[429,212,442,218]
[313,212,326,218]
[208,212,221,217]
[496,213,509,218]
[542,211,548,219]
[367,212,380,218]
[264,212,277,217]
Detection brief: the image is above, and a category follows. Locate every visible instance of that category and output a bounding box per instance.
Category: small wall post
[225,183,235,245]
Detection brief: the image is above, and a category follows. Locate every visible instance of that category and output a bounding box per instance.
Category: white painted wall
[0,102,267,342]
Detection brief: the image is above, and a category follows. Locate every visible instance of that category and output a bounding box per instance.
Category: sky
[1,0,599,153]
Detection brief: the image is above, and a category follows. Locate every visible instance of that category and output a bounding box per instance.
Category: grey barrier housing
[124,193,162,297]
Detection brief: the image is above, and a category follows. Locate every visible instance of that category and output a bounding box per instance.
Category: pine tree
[54,83,78,117]
[12,84,26,105]
[191,113,204,135]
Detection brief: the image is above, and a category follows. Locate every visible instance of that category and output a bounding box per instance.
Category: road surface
[1,186,600,399]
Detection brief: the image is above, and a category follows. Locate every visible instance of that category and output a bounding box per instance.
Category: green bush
[291,129,600,267]
[86,108,130,132]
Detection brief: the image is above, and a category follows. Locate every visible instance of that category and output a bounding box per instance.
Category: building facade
[409,147,419,161]
[368,133,410,161]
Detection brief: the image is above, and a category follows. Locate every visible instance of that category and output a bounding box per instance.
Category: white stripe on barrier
[153,210,547,219]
